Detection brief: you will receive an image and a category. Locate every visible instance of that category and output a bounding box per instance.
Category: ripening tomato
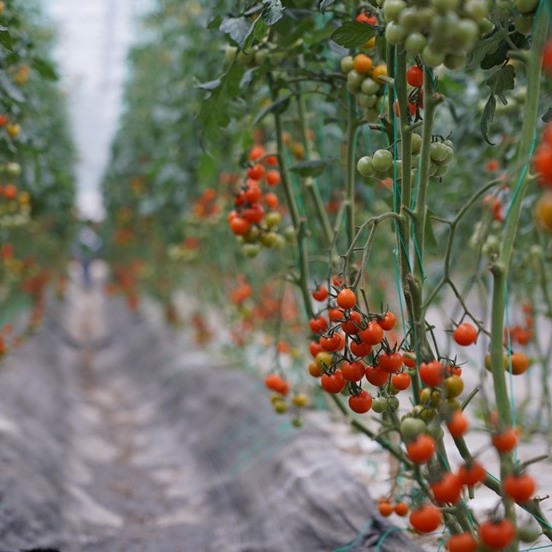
[309,316,328,335]
[309,341,323,358]
[453,322,478,346]
[359,321,384,344]
[266,170,281,186]
[341,361,365,382]
[503,473,536,503]
[320,333,343,352]
[509,352,529,375]
[353,54,373,75]
[457,460,486,486]
[341,310,362,334]
[479,519,515,550]
[406,65,424,87]
[264,192,279,209]
[378,311,397,331]
[534,144,552,185]
[378,500,393,516]
[249,144,265,161]
[349,390,373,413]
[365,366,390,386]
[419,360,444,387]
[244,183,262,204]
[391,372,411,390]
[406,434,436,464]
[337,288,357,309]
[378,352,403,373]
[394,502,409,516]
[230,217,250,236]
[321,370,346,394]
[447,532,477,552]
[264,374,290,395]
[446,410,469,438]
[431,473,462,504]
[492,427,518,453]
[312,285,328,301]
[247,163,266,181]
[356,12,377,25]
[543,39,552,75]
[349,339,372,357]
[409,504,442,533]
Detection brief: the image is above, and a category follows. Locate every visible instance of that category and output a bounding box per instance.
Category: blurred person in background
[73,219,103,288]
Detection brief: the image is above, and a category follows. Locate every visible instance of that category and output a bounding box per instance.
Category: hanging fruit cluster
[227,142,290,257]
[534,122,552,232]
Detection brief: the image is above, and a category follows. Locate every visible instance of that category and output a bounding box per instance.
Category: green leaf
[303,26,334,47]
[0,73,24,103]
[480,93,496,146]
[207,15,223,30]
[219,17,252,49]
[542,108,552,123]
[252,95,291,125]
[33,58,58,80]
[331,20,375,49]
[0,29,12,52]
[466,31,506,71]
[262,0,284,25]
[486,65,515,96]
[319,0,336,12]
[289,159,336,177]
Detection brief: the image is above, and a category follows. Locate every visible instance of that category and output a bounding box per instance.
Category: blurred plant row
[0,0,76,354]
[103,0,552,548]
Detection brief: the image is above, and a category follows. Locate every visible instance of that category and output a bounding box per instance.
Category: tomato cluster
[340,53,388,123]
[380,0,492,69]
[227,143,289,257]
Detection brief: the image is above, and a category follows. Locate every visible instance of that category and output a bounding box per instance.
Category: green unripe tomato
[420,387,441,407]
[426,420,444,440]
[265,211,283,228]
[422,45,445,68]
[254,49,269,65]
[400,416,427,442]
[260,231,280,248]
[385,22,407,44]
[417,7,436,27]
[361,77,380,95]
[479,17,495,36]
[431,13,459,43]
[357,155,375,177]
[387,396,400,411]
[291,417,303,428]
[514,14,533,34]
[340,55,354,73]
[515,0,539,13]
[399,8,422,33]
[435,164,449,177]
[363,108,379,122]
[242,243,261,258]
[518,522,540,543]
[283,226,296,243]
[243,228,260,243]
[464,0,489,21]
[443,139,453,149]
[4,162,21,177]
[357,93,378,108]
[429,142,449,162]
[428,162,439,176]
[444,53,466,70]
[405,32,427,56]
[237,50,254,66]
[273,399,288,414]
[383,0,407,22]
[372,149,394,172]
[431,0,459,13]
[451,19,479,50]
[482,235,500,258]
[224,45,238,63]
[346,70,364,93]
[372,397,388,413]
[411,133,422,155]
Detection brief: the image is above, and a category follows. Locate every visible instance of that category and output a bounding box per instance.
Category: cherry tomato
[479,519,515,550]
[341,361,365,382]
[359,321,384,344]
[337,288,357,309]
[492,427,518,453]
[378,500,393,516]
[321,370,346,394]
[349,339,372,357]
[406,434,436,464]
[457,460,486,486]
[409,504,442,533]
[406,65,424,87]
[447,532,477,552]
[503,473,536,503]
[391,372,411,390]
[431,473,462,504]
[264,374,290,395]
[419,360,444,387]
[378,311,397,331]
[312,285,328,301]
[378,352,403,373]
[365,366,390,386]
[446,410,469,438]
[453,322,478,346]
[394,502,409,516]
[349,390,373,413]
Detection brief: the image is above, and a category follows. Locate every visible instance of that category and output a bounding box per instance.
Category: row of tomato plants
[0,1,76,355]
[102,0,552,549]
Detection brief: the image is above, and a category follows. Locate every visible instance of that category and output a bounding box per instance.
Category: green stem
[488,13,549,546]
[345,94,358,249]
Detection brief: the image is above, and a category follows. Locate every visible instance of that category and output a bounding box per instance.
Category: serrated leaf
[480,93,496,146]
[290,158,336,177]
[319,0,336,12]
[252,95,291,125]
[543,108,552,123]
[486,65,515,96]
[331,20,375,49]
[466,31,506,71]
[0,29,12,52]
[262,0,284,25]
[481,41,508,70]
